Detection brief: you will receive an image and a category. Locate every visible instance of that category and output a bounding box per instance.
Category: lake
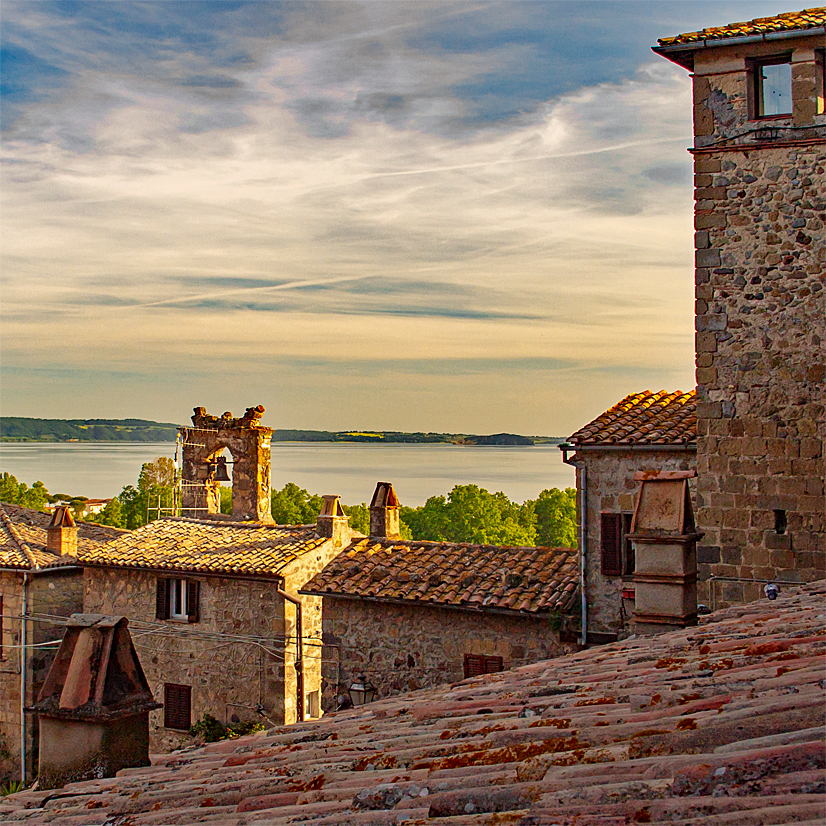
[0,441,575,506]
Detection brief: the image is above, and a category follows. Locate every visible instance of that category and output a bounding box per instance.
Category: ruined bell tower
[179,405,273,523]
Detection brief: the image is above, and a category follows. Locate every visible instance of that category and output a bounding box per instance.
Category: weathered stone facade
[319,598,572,711]
[572,448,696,638]
[657,21,825,606]
[180,406,273,522]
[0,569,84,783]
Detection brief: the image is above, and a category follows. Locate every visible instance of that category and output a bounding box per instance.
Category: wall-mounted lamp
[348,675,376,706]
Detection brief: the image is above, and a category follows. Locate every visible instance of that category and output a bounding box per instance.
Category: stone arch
[179,406,273,523]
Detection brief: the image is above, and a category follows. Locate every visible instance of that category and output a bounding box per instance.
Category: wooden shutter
[484,656,504,674]
[186,580,200,623]
[164,683,191,730]
[464,653,486,678]
[600,513,623,576]
[156,578,170,620]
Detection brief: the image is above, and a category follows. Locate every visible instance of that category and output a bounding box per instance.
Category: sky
[0,1,802,436]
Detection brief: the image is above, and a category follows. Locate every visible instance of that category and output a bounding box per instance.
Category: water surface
[0,441,574,506]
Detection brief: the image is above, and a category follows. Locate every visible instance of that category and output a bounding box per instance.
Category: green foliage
[342,502,370,534]
[531,487,577,548]
[91,457,177,529]
[401,485,577,548]
[0,780,24,796]
[188,714,265,743]
[0,417,179,442]
[219,485,233,515]
[271,483,323,525]
[0,473,50,511]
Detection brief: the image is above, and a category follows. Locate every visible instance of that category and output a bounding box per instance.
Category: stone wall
[574,448,696,637]
[0,569,83,783]
[319,598,573,711]
[83,568,292,752]
[691,42,825,607]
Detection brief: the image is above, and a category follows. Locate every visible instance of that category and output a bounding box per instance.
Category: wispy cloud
[1,1,797,431]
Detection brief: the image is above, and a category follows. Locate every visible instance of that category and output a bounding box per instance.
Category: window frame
[751,56,793,119]
[156,577,200,623]
[164,683,192,730]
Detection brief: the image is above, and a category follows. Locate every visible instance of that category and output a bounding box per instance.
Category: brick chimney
[316,495,350,547]
[369,482,400,539]
[47,505,78,557]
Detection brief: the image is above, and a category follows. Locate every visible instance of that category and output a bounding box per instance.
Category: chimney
[316,495,350,547]
[47,506,78,557]
[369,482,401,539]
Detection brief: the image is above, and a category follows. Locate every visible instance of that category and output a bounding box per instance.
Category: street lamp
[348,675,376,706]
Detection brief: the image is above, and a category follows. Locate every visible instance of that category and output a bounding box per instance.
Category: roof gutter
[559,442,587,647]
[654,25,825,54]
[20,571,29,787]
[568,444,696,453]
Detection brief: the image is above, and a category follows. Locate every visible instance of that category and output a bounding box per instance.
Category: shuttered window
[600,513,623,576]
[156,578,200,623]
[164,683,191,730]
[463,654,504,679]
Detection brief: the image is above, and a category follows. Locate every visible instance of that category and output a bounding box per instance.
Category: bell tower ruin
[179,405,273,523]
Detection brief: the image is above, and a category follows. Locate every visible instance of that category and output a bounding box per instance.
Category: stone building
[654,8,825,604]
[560,391,696,641]
[0,504,124,784]
[76,406,355,752]
[301,484,579,709]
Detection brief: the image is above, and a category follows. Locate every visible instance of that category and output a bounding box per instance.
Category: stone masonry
[319,599,571,711]
[180,406,273,523]
[657,15,825,607]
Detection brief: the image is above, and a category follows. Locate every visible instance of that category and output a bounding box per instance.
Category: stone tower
[179,405,273,523]
[654,10,825,604]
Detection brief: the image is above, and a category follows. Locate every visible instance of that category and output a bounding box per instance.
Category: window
[622,513,634,576]
[463,654,503,679]
[307,690,320,719]
[774,509,787,535]
[755,59,792,117]
[164,683,191,730]
[156,578,200,622]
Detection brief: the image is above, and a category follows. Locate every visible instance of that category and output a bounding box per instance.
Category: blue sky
[0,1,801,435]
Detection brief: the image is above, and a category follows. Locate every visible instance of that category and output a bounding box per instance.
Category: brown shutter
[186,580,200,623]
[156,578,169,620]
[164,683,191,730]
[484,656,504,674]
[464,653,486,678]
[600,513,622,576]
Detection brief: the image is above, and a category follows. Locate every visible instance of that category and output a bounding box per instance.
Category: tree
[531,488,577,548]
[271,483,323,525]
[0,473,50,511]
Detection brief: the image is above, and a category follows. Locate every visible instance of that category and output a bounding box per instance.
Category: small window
[774,509,787,535]
[755,60,792,117]
[164,683,192,730]
[307,690,320,719]
[463,654,504,679]
[156,578,200,622]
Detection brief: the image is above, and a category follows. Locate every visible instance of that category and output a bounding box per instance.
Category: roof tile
[302,538,579,615]
[658,7,826,46]
[77,516,330,577]
[568,389,696,446]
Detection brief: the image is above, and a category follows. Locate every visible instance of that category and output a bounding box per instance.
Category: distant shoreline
[1,417,561,446]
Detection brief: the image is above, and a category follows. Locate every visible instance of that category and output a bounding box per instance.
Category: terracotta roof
[3,580,823,824]
[78,517,332,577]
[0,503,125,570]
[302,538,579,615]
[658,7,826,46]
[568,389,696,446]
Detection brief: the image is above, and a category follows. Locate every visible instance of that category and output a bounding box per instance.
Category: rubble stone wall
[319,598,573,711]
[0,569,83,782]
[691,44,825,608]
[574,449,697,637]
[83,568,292,752]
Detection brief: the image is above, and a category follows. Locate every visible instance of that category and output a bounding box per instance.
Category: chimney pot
[369,482,401,539]
[47,506,78,557]
[316,495,350,547]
